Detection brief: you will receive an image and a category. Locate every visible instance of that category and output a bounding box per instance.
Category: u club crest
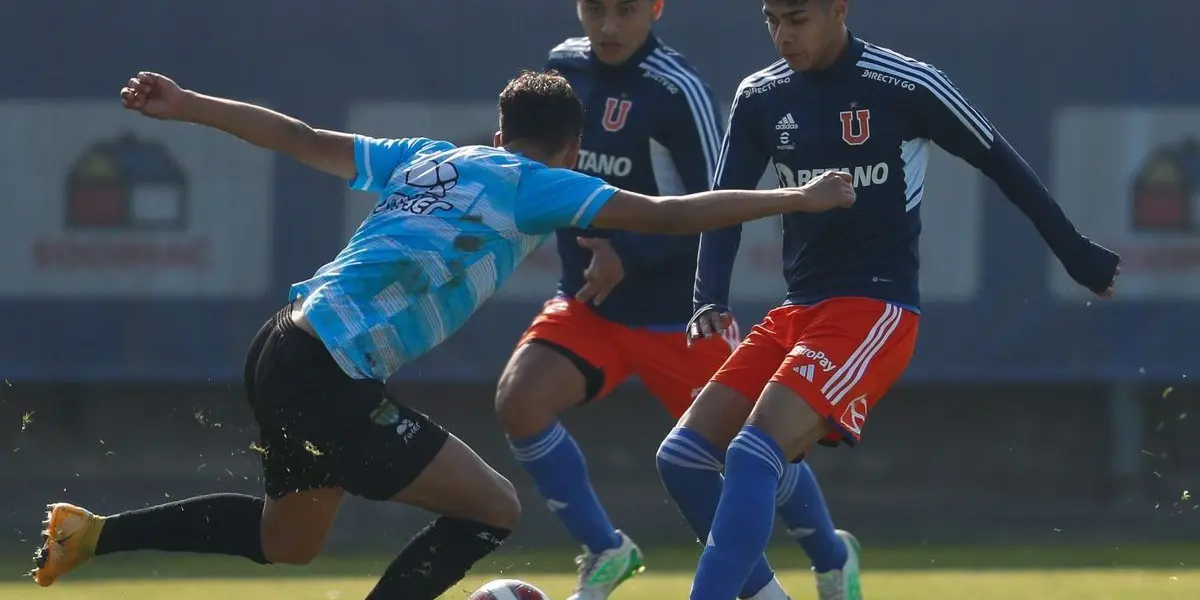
[839,106,871,146]
[602,97,633,132]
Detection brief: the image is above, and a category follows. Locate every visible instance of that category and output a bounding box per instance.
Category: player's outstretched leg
[366,432,520,600]
[33,492,279,586]
[497,341,643,600]
[690,383,834,600]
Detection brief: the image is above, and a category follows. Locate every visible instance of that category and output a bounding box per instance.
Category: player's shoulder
[547,36,592,64]
[855,41,954,95]
[636,39,713,98]
[732,59,795,106]
[407,137,456,155]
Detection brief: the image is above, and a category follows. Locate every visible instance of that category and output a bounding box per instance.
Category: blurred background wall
[1,0,1198,553]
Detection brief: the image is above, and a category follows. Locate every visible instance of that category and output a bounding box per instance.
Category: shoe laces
[816,570,844,600]
[574,550,604,580]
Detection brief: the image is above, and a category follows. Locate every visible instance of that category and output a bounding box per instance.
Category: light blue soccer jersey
[290,135,618,380]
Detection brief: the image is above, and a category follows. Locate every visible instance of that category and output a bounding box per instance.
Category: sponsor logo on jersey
[576,149,633,177]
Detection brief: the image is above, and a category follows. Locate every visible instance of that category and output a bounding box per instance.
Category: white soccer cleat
[564,530,645,600]
[814,529,863,600]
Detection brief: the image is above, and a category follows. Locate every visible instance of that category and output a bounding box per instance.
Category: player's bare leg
[749,383,831,460]
[496,342,644,600]
[496,342,591,440]
[260,488,344,564]
[391,431,521,529]
[365,432,520,600]
[676,382,753,448]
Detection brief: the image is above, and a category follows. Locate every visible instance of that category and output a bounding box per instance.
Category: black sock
[366,517,511,600]
[94,493,270,564]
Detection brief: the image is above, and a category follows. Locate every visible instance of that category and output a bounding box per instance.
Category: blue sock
[776,461,847,572]
[509,422,620,554]
[690,426,786,600]
[657,427,777,598]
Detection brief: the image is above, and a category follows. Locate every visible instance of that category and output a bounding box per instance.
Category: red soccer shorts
[710,297,919,445]
[518,297,739,418]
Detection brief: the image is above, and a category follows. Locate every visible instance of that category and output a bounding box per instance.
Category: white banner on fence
[0,102,273,298]
[345,102,981,303]
[1050,107,1200,300]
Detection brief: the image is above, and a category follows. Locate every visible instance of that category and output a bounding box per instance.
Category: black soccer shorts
[242,305,448,501]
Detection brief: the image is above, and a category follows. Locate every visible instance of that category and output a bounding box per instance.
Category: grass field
[1,545,1197,599]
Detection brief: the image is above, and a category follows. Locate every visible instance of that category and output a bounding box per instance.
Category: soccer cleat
[564,530,646,600]
[31,503,106,587]
[814,529,863,600]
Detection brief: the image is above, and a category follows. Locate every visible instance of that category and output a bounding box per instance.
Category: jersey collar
[801,31,865,83]
[590,34,660,74]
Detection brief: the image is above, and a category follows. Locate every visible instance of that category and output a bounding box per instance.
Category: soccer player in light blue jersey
[31,70,855,599]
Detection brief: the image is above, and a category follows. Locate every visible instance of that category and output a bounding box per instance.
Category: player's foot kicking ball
[565,530,645,600]
[32,503,105,587]
[814,530,863,600]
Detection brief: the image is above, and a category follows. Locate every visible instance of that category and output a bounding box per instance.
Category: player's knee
[495,363,575,438]
[677,384,754,450]
[466,473,522,531]
[260,535,322,566]
[656,426,725,479]
[495,382,557,435]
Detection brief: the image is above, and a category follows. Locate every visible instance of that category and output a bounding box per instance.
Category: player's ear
[493,130,503,148]
[651,0,664,21]
[830,0,848,22]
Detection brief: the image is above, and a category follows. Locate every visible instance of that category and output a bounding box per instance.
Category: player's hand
[1063,239,1121,298]
[575,237,625,306]
[120,72,192,121]
[687,304,732,347]
[796,171,856,212]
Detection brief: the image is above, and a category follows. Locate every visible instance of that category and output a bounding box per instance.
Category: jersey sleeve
[348,135,435,193]
[609,72,726,274]
[514,166,619,235]
[692,88,770,312]
[907,63,1090,261]
[659,76,724,194]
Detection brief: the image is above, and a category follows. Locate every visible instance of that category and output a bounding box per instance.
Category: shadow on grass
[3,544,1198,582]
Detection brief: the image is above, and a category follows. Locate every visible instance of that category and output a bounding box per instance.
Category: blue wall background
[2,0,1196,383]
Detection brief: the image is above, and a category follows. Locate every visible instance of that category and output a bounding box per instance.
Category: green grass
[1,545,1198,599]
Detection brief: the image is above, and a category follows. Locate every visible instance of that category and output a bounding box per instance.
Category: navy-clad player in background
[677,1,1122,599]
[495,2,856,600]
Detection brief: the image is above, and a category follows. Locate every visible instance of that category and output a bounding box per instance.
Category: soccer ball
[467,578,551,600]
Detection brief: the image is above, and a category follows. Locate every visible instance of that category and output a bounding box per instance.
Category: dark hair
[498,70,583,155]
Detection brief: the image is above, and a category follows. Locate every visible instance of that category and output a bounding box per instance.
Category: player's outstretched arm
[590,171,854,234]
[905,61,1120,296]
[120,71,357,180]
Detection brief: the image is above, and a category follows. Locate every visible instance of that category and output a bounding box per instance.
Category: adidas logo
[775,113,799,130]
[794,363,815,382]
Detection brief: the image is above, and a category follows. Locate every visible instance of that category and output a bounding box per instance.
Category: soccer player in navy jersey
[30,69,856,600]
[675,2,1122,599]
[494,2,857,599]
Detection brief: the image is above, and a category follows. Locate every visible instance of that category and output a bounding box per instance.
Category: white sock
[746,577,789,600]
